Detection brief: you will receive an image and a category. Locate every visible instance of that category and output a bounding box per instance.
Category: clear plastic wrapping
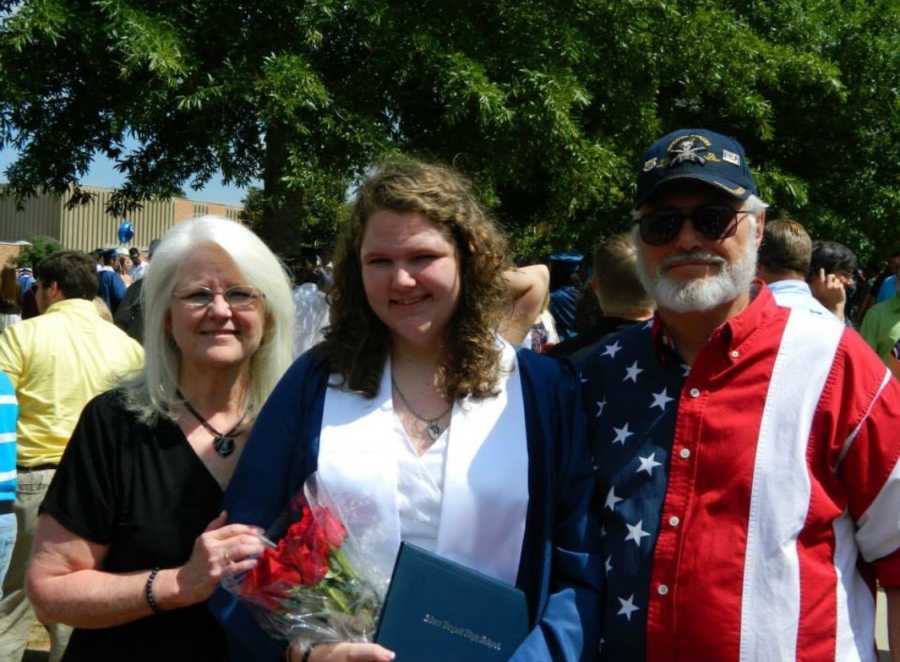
[222,473,386,644]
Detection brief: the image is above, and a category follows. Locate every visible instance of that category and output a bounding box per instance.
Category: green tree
[15,235,63,269]
[239,185,340,259]
[1,0,897,260]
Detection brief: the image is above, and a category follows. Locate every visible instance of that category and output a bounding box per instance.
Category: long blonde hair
[123,216,295,423]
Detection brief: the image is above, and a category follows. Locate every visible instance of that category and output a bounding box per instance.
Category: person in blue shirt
[548,252,584,341]
[877,273,897,304]
[855,245,900,324]
[756,218,835,319]
[96,249,127,314]
[0,371,17,597]
[15,268,34,306]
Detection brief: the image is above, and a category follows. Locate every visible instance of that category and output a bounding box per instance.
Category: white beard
[634,221,758,313]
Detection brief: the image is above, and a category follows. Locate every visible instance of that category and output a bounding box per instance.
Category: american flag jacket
[579,284,900,661]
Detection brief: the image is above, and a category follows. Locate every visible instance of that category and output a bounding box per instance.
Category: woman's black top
[42,390,227,661]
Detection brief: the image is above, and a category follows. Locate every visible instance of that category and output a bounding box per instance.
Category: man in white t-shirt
[127,246,146,281]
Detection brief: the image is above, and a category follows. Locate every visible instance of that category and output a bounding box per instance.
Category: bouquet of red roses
[223,474,383,643]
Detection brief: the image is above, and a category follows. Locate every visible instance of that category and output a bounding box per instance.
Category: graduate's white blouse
[394,422,448,553]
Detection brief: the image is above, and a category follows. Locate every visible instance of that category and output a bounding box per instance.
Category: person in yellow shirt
[0,250,143,662]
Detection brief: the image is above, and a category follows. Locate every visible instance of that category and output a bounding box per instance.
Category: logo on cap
[666,134,717,168]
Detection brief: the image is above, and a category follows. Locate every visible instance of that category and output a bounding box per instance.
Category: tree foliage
[1,0,897,261]
[15,234,63,269]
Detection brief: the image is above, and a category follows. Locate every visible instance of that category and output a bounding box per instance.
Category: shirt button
[658,584,669,596]
[669,516,680,527]
[679,448,691,459]
[689,387,701,398]
[730,350,740,359]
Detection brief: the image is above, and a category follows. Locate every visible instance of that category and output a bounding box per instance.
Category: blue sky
[0,146,252,206]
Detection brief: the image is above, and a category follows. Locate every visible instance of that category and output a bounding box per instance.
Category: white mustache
[661,252,726,270]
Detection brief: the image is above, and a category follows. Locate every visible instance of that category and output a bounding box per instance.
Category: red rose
[315,507,347,549]
[286,506,317,546]
[297,546,330,585]
[242,550,302,609]
[282,535,315,572]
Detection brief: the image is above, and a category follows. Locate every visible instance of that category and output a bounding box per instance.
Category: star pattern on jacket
[650,388,674,411]
[624,361,644,383]
[618,594,640,621]
[601,340,623,359]
[637,453,662,476]
[605,486,623,510]
[612,423,634,445]
[576,320,686,661]
[625,519,651,545]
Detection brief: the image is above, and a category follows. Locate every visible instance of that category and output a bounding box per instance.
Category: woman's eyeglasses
[175,286,263,310]
[637,205,752,246]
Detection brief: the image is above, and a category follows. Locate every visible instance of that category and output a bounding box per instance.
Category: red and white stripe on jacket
[646,292,900,661]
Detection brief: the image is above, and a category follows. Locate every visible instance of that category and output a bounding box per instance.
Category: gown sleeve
[511,353,603,662]
[208,351,328,661]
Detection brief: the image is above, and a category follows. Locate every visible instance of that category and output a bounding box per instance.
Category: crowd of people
[0,127,897,662]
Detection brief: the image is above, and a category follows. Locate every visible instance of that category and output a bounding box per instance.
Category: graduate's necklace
[391,376,452,442]
[177,389,247,458]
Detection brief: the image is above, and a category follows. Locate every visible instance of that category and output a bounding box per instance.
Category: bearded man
[580,129,900,661]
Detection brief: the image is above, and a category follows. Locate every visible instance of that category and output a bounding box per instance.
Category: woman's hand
[172,511,266,606]
[300,642,396,662]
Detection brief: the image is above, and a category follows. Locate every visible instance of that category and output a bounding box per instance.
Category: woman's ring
[222,549,231,564]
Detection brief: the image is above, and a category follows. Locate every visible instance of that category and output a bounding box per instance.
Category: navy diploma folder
[374,542,529,661]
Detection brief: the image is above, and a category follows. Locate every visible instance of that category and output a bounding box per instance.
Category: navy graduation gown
[209,348,601,661]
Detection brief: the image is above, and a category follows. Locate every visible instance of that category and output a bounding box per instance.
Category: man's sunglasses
[637,205,752,246]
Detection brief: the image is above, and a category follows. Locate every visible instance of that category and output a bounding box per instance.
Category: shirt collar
[766,279,813,296]
[44,298,100,316]
[651,280,778,362]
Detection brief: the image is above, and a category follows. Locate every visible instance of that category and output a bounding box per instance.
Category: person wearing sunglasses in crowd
[212,160,600,662]
[578,129,900,661]
[25,217,295,661]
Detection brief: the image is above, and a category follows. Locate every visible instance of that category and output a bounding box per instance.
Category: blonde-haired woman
[27,217,295,661]
[215,161,600,661]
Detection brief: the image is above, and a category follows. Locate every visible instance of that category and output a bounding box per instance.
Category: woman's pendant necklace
[212,435,236,458]
[391,376,452,443]
[177,390,247,458]
[425,421,444,442]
